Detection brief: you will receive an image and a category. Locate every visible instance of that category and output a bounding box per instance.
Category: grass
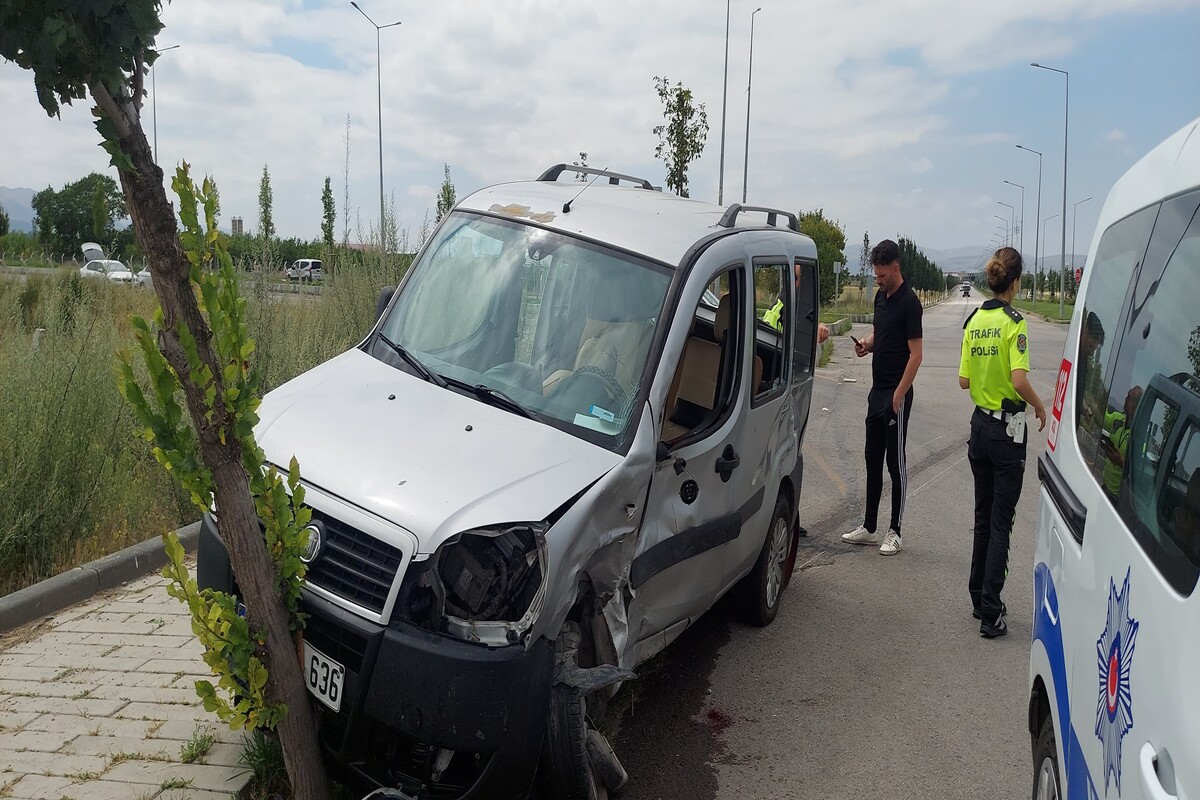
[179,724,216,764]
[238,728,290,800]
[817,337,835,368]
[1011,295,1075,321]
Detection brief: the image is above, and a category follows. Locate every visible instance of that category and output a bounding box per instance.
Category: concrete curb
[0,521,201,634]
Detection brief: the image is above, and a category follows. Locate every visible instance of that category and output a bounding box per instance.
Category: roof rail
[537,164,654,190]
[718,203,800,233]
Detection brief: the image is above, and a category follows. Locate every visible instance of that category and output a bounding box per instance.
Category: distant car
[962,285,970,297]
[285,259,323,282]
[80,259,126,280]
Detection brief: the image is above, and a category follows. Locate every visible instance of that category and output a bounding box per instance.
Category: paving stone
[1,772,79,799]
[0,748,108,776]
[24,713,158,738]
[139,658,210,675]
[85,684,204,705]
[52,667,178,689]
[2,727,77,751]
[0,710,39,731]
[0,695,129,717]
[78,631,193,647]
[0,678,85,698]
[26,653,149,672]
[189,740,245,768]
[158,788,239,800]
[52,619,145,635]
[40,778,160,800]
[114,702,212,722]
[150,719,242,745]
[0,653,40,668]
[104,759,248,792]
[61,733,176,760]
[108,645,202,664]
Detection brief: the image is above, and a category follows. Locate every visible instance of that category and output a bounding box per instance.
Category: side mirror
[375,286,395,323]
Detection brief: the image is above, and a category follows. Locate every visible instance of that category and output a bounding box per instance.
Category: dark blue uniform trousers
[967,409,1027,622]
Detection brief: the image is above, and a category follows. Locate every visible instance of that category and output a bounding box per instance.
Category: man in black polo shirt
[842,239,924,555]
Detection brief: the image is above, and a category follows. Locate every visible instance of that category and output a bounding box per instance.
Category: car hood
[255,348,621,554]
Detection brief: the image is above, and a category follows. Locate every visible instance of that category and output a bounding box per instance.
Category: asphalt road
[613,292,1067,800]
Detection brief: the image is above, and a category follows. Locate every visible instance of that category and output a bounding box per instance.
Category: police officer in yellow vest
[764,262,829,343]
[958,247,1046,639]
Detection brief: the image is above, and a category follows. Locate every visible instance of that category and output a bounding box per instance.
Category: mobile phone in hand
[850,334,862,347]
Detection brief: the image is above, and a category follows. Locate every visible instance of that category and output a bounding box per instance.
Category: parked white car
[78,242,152,288]
[285,258,323,282]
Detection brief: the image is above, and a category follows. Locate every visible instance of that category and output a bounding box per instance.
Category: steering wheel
[554,365,626,413]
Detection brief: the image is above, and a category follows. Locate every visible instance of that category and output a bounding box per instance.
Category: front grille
[304,611,369,673]
[306,508,403,615]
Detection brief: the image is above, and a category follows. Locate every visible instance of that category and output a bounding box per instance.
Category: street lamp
[1032,62,1069,317]
[994,214,1010,246]
[150,44,180,164]
[1003,180,1024,258]
[718,0,731,205]
[1071,195,1093,279]
[997,202,1015,247]
[351,2,401,251]
[1041,212,1059,302]
[1016,144,1043,300]
[742,7,762,204]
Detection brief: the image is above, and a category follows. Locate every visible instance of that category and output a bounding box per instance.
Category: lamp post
[742,7,762,204]
[997,202,1015,247]
[1016,145,1043,300]
[351,2,401,251]
[994,215,1010,246]
[718,0,731,205]
[1071,195,1093,287]
[150,44,180,164]
[1041,212,1059,302]
[1032,62,1069,317]
[1003,180,1024,258]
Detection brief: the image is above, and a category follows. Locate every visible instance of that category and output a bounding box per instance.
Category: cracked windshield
[378,212,671,444]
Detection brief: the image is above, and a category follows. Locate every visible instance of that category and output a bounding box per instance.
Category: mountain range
[0,186,36,233]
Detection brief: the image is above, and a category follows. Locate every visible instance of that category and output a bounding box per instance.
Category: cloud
[906,158,933,173]
[1106,128,1128,142]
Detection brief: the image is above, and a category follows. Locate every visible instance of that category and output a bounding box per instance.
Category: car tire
[538,622,606,800]
[740,494,793,627]
[1031,715,1060,800]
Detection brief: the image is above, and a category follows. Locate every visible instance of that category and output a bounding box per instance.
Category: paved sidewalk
[0,561,251,800]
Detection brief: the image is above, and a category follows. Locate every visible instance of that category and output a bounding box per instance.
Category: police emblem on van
[1095,568,1139,794]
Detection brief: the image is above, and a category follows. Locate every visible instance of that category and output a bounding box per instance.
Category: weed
[158,777,192,790]
[66,771,99,782]
[179,724,216,764]
[68,688,93,701]
[238,728,290,800]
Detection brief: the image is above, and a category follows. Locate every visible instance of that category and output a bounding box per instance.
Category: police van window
[792,258,818,375]
[1100,189,1200,593]
[1073,204,1157,474]
[753,261,790,398]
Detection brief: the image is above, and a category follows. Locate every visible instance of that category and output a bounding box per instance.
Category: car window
[792,258,818,375]
[1102,189,1200,594]
[753,261,790,399]
[1073,204,1157,473]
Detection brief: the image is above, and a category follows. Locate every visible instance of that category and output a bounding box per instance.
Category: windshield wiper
[376,332,446,388]
[470,384,538,420]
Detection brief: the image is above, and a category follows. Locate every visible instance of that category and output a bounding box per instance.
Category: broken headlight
[393,523,549,646]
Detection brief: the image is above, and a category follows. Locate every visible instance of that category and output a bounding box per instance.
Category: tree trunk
[102,88,330,800]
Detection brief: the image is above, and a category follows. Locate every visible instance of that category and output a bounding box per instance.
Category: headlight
[393,523,549,646]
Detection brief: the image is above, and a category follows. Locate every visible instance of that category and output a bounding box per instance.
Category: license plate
[302,641,345,713]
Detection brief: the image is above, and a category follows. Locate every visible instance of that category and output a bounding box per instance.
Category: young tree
[320,177,335,250]
[257,165,275,242]
[342,115,351,247]
[652,76,710,197]
[0,4,330,798]
[0,203,9,238]
[797,209,847,306]
[858,231,870,287]
[435,163,456,223]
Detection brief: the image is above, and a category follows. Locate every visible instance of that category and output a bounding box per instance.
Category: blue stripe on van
[1034,561,1101,799]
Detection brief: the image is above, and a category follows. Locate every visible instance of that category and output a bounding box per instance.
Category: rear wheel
[1032,715,1060,800]
[740,494,793,627]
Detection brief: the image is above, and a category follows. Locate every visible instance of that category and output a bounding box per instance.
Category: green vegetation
[797,209,847,307]
[652,76,709,197]
[1011,295,1075,321]
[179,724,217,764]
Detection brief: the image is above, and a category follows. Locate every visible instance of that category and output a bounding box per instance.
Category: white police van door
[1054,187,1200,800]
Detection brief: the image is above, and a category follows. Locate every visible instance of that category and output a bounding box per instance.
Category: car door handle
[715,445,740,482]
[1140,742,1179,800]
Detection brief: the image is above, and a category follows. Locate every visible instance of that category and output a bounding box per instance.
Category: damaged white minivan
[198,165,822,799]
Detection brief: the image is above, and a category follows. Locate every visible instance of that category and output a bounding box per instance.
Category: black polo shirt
[872,280,923,390]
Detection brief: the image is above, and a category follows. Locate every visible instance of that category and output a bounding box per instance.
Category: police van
[1030,116,1200,799]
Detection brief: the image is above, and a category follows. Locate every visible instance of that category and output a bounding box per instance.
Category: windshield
[377,211,672,448]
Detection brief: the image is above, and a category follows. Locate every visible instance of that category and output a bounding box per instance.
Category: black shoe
[972,602,1007,621]
[979,615,1008,639]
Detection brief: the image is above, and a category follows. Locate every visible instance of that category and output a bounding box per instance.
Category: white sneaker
[842,525,882,545]
[879,530,902,556]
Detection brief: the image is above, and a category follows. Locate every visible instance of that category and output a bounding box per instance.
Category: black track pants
[863,386,913,535]
[967,410,1027,622]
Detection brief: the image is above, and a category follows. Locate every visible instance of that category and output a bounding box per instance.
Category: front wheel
[739,494,793,627]
[1031,715,1060,800]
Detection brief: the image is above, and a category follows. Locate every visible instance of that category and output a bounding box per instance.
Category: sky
[1,0,1198,263]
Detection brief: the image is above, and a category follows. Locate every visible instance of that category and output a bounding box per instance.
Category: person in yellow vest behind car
[958,247,1046,639]
[764,261,829,343]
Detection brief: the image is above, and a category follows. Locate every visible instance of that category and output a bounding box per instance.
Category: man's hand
[1034,404,1047,432]
[892,389,904,414]
[818,323,829,343]
[854,338,869,357]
